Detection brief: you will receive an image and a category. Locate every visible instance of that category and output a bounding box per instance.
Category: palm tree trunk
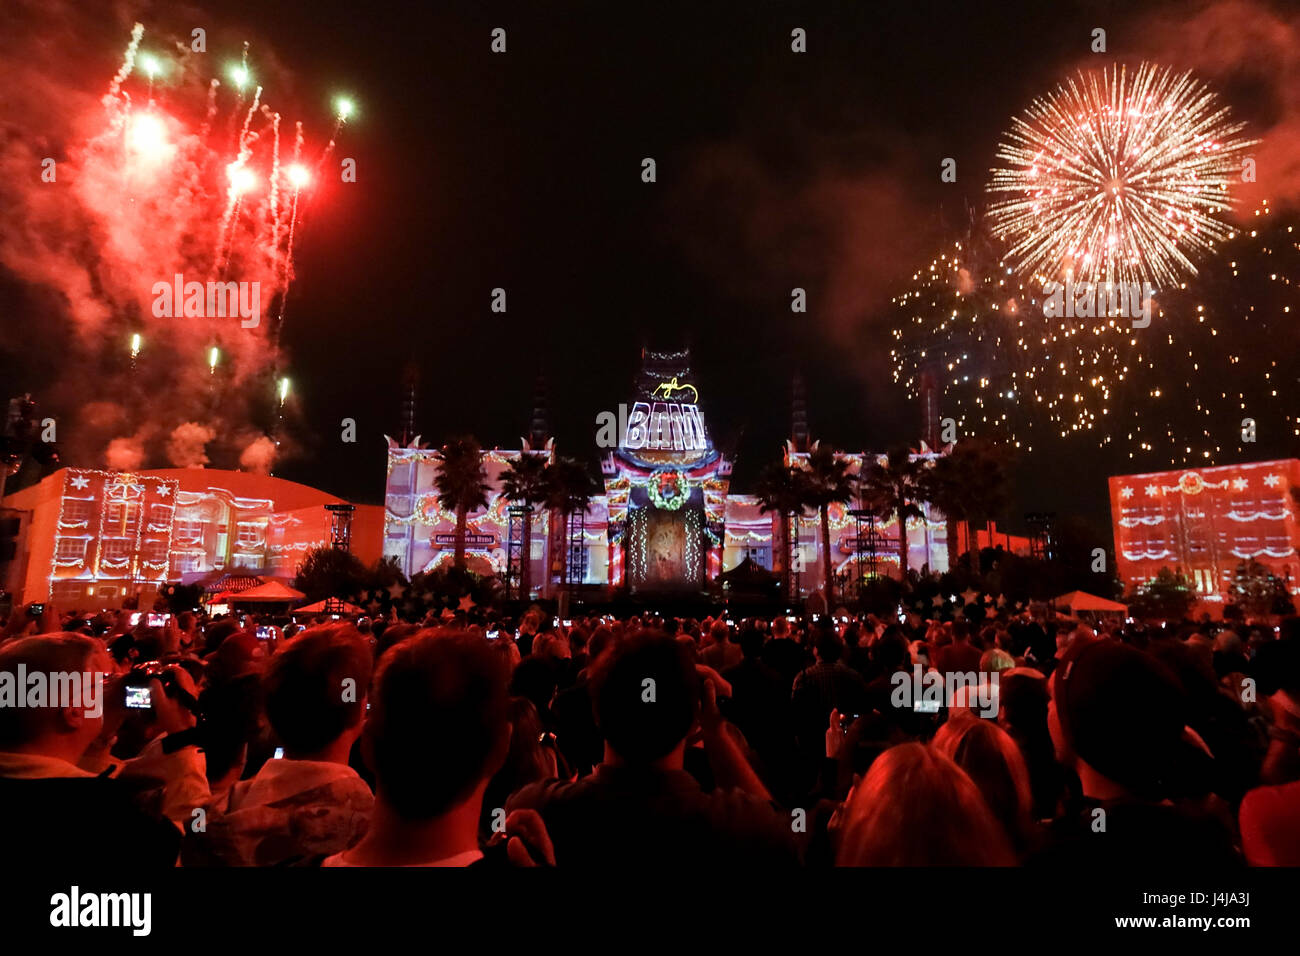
[780,513,791,600]
[455,507,468,569]
[897,506,908,580]
[559,510,570,588]
[520,507,533,599]
[821,505,834,607]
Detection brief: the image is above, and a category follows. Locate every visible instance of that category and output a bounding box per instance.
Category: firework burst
[891,206,1300,466]
[987,62,1256,291]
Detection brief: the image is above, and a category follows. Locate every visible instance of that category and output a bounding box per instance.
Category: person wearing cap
[1033,635,1240,868]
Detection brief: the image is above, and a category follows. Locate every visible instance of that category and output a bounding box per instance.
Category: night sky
[3,0,1297,539]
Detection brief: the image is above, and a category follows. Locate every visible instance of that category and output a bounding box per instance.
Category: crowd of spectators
[2,599,1297,867]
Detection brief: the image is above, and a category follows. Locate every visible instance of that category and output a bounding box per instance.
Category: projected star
[70,475,89,490]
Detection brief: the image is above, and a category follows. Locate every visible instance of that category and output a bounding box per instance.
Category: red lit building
[1109,459,1300,598]
[1,467,382,608]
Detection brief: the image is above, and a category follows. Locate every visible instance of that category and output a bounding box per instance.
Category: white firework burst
[987,62,1256,290]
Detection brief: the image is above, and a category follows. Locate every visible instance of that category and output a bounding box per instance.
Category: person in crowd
[996,667,1071,821]
[834,742,1016,866]
[701,619,742,672]
[933,619,982,676]
[508,633,799,866]
[932,715,1036,858]
[0,633,181,866]
[509,655,559,733]
[552,625,616,777]
[791,630,869,768]
[1035,635,1241,867]
[515,610,543,658]
[762,616,807,689]
[480,697,558,843]
[323,630,551,866]
[185,627,374,866]
[113,661,210,831]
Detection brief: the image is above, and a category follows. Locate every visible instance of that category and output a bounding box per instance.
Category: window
[55,537,88,563]
[105,500,139,535]
[62,498,94,526]
[101,538,133,562]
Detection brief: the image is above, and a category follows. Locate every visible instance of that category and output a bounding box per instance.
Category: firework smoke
[0,5,343,473]
[238,435,278,474]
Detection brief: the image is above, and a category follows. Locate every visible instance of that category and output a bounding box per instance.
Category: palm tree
[499,451,549,599]
[801,444,855,607]
[544,457,599,590]
[925,450,975,574]
[755,460,809,601]
[434,436,490,571]
[858,446,927,580]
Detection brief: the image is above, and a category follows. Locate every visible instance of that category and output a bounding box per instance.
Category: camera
[122,661,200,715]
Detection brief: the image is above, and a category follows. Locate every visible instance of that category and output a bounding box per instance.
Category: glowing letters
[622,402,707,452]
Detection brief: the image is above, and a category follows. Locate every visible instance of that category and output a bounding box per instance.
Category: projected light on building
[1109,459,1300,597]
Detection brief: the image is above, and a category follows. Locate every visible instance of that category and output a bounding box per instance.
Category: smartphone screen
[273,747,285,759]
[147,613,169,627]
[913,699,941,714]
[255,626,273,640]
[124,686,152,709]
[129,612,143,627]
[485,629,499,640]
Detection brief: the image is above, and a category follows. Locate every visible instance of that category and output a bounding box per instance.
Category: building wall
[1110,459,1300,598]
[784,450,951,599]
[383,445,554,592]
[2,467,377,608]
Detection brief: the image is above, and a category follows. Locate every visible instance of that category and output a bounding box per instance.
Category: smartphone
[124,685,152,709]
[273,747,285,760]
[27,603,45,618]
[485,629,500,640]
[841,713,860,734]
[562,619,572,627]
[913,699,941,714]
[255,625,274,640]
[147,613,170,627]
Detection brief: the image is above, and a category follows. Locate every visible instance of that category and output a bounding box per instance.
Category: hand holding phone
[124,685,152,709]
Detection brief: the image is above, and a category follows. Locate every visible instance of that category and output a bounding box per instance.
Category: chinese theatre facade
[602,350,731,593]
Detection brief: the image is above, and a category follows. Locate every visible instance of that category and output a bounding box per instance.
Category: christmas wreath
[648,468,689,511]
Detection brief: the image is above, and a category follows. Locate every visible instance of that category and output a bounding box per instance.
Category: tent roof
[293,598,365,615]
[718,556,778,583]
[1053,590,1128,612]
[226,580,306,602]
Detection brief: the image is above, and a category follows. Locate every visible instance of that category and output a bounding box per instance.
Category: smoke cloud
[0,1,304,473]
